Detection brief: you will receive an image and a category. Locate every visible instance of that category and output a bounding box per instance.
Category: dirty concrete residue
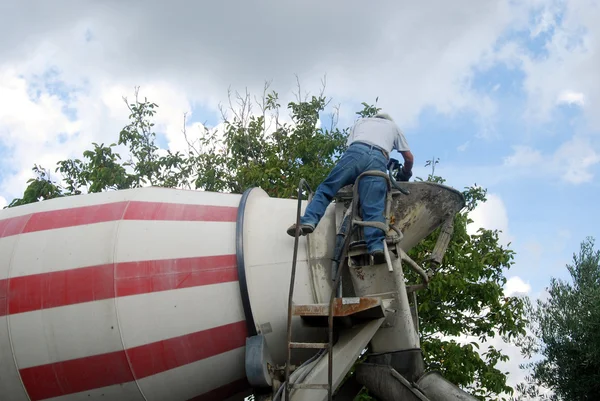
[335,181,465,254]
[391,182,464,252]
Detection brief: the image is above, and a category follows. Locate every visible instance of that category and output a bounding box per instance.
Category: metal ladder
[285,178,330,400]
[283,171,406,400]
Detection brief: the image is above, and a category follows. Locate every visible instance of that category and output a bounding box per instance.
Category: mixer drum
[0,180,465,401]
[0,188,255,401]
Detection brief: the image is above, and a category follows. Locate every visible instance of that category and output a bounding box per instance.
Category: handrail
[399,248,429,286]
[285,178,316,400]
[351,170,403,240]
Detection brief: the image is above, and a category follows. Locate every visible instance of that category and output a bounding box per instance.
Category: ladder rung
[290,383,330,390]
[289,342,329,349]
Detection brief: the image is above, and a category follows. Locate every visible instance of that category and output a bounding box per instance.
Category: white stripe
[137,347,247,401]
[114,220,236,263]
[6,220,235,278]
[10,282,243,369]
[7,221,118,278]
[0,187,240,221]
[0,316,30,401]
[117,282,244,349]
[0,235,18,280]
[130,186,241,207]
[244,196,309,266]
[9,299,122,369]
[44,381,144,401]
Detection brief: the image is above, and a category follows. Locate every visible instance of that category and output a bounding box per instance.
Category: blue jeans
[301,142,388,253]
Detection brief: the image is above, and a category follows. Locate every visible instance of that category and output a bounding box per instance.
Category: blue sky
[0,0,599,391]
[406,49,599,292]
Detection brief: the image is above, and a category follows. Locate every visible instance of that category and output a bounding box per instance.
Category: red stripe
[187,378,251,401]
[0,200,237,239]
[0,213,31,238]
[19,321,248,401]
[22,202,129,234]
[19,350,134,401]
[1,255,238,317]
[116,255,238,297]
[123,201,238,222]
[4,264,114,316]
[126,320,247,378]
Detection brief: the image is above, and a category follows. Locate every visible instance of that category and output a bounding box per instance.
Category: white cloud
[505,276,532,297]
[467,193,514,246]
[0,70,79,199]
[554,136,600,183]
[528,0,563,38]
[0,66,209,199]
[0,196,6,209]
[510,0,600,129]
[557,90,585,106]
[0,0,598,204]
[0,0,543,202]
[502,137,600,184]
[1,0,532,120]
[0,69,79,143]
[503,145,545,168]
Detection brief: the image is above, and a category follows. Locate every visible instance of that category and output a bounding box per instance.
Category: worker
[286,112,413,264]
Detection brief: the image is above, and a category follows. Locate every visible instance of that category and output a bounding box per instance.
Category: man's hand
[397,150,413,181]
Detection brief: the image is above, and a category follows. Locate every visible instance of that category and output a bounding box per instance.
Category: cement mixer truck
[0,166,478,401]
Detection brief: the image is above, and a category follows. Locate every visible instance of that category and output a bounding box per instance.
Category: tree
[512,237,600,401]
[6,81,347,205]
[396,164,527,400]
[6,165,64,207]
[4,81,528,400]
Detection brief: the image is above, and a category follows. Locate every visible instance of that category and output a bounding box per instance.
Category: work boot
[286,223,315,237]
[371,249,386,265]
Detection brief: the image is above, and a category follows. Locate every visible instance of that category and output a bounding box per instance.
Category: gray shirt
[346,117,410,154]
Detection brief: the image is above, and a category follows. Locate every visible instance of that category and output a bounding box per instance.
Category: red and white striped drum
[0,187,317,401]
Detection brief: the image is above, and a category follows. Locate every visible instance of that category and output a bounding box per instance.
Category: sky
[1,0,599,393]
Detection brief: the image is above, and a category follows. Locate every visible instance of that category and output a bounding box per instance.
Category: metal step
[290,383,330,390]
[293,297,385,318]
[290,342,329,349]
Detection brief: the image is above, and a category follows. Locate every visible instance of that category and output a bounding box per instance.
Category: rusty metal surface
[292,297,382,317]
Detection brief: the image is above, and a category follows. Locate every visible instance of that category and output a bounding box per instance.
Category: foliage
[192,82,348,198]
[511,237,600,401]
[6,82,347,205]
[4,81,528,400]
[398,162,528,400]
[7,165,64,207]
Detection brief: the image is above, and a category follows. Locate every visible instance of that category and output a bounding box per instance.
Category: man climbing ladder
[286,112,414,264]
